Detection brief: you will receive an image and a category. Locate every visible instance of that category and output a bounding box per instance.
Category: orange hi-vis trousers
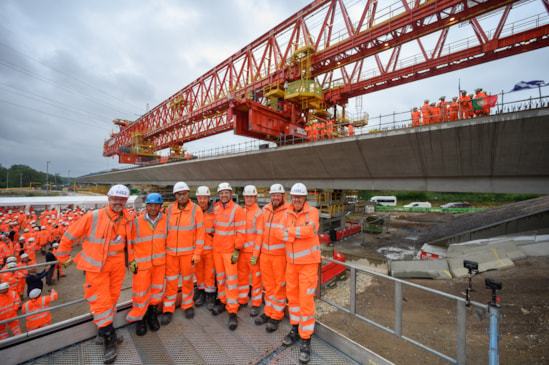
[286,262,319,339]
[195,251,216,293]
[126,264,166,322]
[237,251,262,306]
[84,253,126,329]
[260,253,286,320]
[164,254,194,313]
[213,251,239,314]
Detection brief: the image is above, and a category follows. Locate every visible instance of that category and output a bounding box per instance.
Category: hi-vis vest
[286,202,321,265]
[261,201,296,256]
[213,199,246,253]
[129,212,167,270]
[22,291,58,331]
[243,203,264,254]
[57,207,133,272]
[166,202,205,256]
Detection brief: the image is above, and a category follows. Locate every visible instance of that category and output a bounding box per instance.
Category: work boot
[228,313,238,331]
[250,305,260,317]
[101,326,120,364]
[136,318,147,336]
[194,289,205,307]
[160,312,172,326]
[147,305,160,332]
[266,318,280,333]
[255,313,269,325]
[205,292,216,312]
[95,331,123,346]
[212,303,226,316]
[282,325,299,346]
[298,337,312,364]
[184,307,195,319]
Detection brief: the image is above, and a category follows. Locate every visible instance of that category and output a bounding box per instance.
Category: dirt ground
[29,199,549,364]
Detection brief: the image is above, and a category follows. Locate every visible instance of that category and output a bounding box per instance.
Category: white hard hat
[53,243,59,248]
[41,226,46,229]
[21,253,29,259]
[269,183,285,194]
[24,228,29,233]
[19,237,25,241]
[0,283,9,290]
[107,184,130,198]
[29,288,42,299]
[243,185,258,196]
[6,256,17,263]
[28,238,35,242]
[217,182,232,193]
[290,183,308,196]
[195,186,211,197]
[7,262,17,269]
[173,181,190,194]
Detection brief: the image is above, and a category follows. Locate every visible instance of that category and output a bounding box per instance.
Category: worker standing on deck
[459,91,470,119]
[421,99,431,125]
[57,184,133,364]
[194,186,217,311]
[255,184,296,333]
[211,182,246,331]
[238,185,264,317]
[411,107,421,126]
[161,182,204,325]
[448,97,459,121]
[126,193,167,336]
[21,288,58,332]
[0,281,22,339]
[281,183,321,364]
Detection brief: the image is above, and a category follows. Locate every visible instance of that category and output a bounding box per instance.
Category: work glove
[231,249,240,264]
[129,260,138,274]
[250,256,258,266]
[191,253,201,265]
[62,257,73,268]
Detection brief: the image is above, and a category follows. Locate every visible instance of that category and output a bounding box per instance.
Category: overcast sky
[1,0,547,178]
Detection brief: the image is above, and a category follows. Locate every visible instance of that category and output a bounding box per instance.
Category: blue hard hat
[145,193,163,204]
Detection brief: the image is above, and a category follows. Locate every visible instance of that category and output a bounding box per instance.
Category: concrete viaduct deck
[78,108,549,194]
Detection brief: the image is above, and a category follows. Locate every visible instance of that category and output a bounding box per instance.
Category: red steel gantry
[103,0,549,164]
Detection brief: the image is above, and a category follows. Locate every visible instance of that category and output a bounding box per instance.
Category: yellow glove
[191,254,201,265]
[231,249,240,264]
[129,260,138,274]
[62,257,73,268]
[250,256,258,266]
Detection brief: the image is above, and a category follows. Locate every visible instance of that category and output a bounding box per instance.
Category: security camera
[463,260,478,271]
[485,278,502,291]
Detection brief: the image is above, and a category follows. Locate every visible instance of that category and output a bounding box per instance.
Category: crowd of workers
[0,206,89,339]
[411,88,492,126]
[1,182,321,364]
[305,120,355,141]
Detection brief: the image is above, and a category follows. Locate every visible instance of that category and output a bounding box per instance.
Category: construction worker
[194,186,216,311]
[326,120,334,139]
[52,243,65,278]
[255,183,296,333]
[474,88,489,116]
[347,123,354,136]
[429,102,441,124]
[161,181,204,325]
[312,122,319,141]
[57,184,133,364]
[458,91,470,119]
[211,182,246,331]
[466,94,475,119]
[421,99,431,125]
[126,193,166,336]
[411,107,421,126]
[0,281,22,339]
[38,225,50,255]
[21,288,58,332]
[239,185,264,317]
[437,96,449,122]
[305,124,312,141]
[281,183,320,363]
[448,97,459,121]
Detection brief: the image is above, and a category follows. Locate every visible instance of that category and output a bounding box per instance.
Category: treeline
[0,164,72,189]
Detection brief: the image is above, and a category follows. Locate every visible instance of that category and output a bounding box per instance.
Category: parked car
[404,202,432,208]
[440,202,472,209]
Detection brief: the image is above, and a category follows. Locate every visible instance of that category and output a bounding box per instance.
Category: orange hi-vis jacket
[261,200,296,256]
[129,211,167,270]
[22,290,58,331]
[285,202,321,265]
[166,201,205,256]
[0,290,21,321]
[242,203,264,254]
[202,203,214,254]
[39,229,50,247]
[57,206,133,272]
[213,200,246,253]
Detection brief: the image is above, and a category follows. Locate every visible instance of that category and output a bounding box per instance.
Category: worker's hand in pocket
[129,260,138,274]
[231,249,240,264]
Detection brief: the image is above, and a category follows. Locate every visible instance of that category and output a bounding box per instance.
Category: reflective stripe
[306,287,316,295]
[301,323,315,332]
[80,251,102,269]
[167,246,194,254]
[286,246,320,260]
[264,243,286,250]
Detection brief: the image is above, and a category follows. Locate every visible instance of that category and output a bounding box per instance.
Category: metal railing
[318,255,489,365]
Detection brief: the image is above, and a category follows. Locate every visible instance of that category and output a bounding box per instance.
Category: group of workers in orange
[52,182,320,364]
[305,120,354,141]
[411,88,492,126]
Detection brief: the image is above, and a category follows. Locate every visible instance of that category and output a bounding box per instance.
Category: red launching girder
[104,0,549,161]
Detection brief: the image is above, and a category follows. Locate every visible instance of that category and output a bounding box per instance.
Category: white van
[404,201,432,208]
[369,196,397,206]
